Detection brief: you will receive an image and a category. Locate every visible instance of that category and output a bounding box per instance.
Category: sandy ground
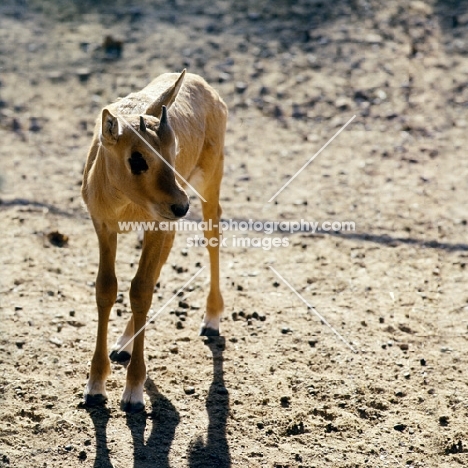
[1,0,468,467]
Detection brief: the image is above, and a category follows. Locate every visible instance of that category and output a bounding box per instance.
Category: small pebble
[394,423,407,432]
[76,68,91,82]
[281,327,291,334]
[235,82,248,94]
[420,358,426,366]
[280,396,291,407]
[184,386,195,395]
[439,416,449,426]
[399,343,409,351]
[49,337,63,347]
[169,345,179,354]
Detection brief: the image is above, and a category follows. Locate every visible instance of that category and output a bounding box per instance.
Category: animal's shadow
[126,378,180,468]
[188,336,231,468]
[84,338,230,467]
[83,378,180,468]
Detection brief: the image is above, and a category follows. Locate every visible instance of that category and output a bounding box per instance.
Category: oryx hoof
[200,326,220,337]
[110,350,131,363]
[84,393,108,407]
[120,400,145,414]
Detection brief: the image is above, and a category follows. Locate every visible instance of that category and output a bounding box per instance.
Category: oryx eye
[128,151,148,175]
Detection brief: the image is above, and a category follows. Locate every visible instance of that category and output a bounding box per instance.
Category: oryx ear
[101,109,119,144]
[145,69,186,117]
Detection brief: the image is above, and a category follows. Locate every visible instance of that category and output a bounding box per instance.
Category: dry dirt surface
[1,1,468,467]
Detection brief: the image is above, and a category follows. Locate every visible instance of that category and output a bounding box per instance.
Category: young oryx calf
[81,70,227,413]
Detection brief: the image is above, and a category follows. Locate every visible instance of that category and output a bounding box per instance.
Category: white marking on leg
[121,382,145,406]
[201,315,220,332]
[111,333,134,355]
[84,379,107,398]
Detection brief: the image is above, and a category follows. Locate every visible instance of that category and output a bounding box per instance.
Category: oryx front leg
[120,276,151,413]
[120,231,175,413]
[84,227,117,406]
[200,200,224,336]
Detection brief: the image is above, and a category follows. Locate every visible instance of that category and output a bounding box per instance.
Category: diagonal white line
[269,266,357,353]
[268,114,356,202]
[116,266,206,353]
[117,114,207,203]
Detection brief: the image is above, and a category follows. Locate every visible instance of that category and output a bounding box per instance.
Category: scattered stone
[184,386,195,395]
[15,341,25,349]
[29,117,41,132]
[69,310,75,317]
[103,35,123,59]
[280,396,291,408]
[281,327,291,334]
[235,82,248,94]
[172,264,187,274]
[379,317,385,323]
[285,421,305,435]
[176,321,184,329]
[115,293,124,304]
[178,300,189,309]
[76,68,91,83]
[420,358,426,366]
[324,422,338,433]
[47,71,66,83]
[218,72,231,83]
[169,345,178,354]
[14,306,22,311]
[445,440,463,455]
[398,324,413,334]
[439,415,449,426]
[49,337,63,347]
[78,450,87,460]
[399,343,409,351]
[12,118,22,132]
[394,423,407,432]
[47,231,69,248]
[308,340,317,348]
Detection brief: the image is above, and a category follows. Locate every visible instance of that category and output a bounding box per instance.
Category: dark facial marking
[128,151,148,175]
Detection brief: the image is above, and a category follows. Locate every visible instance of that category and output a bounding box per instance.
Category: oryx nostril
[171,203,189,218]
